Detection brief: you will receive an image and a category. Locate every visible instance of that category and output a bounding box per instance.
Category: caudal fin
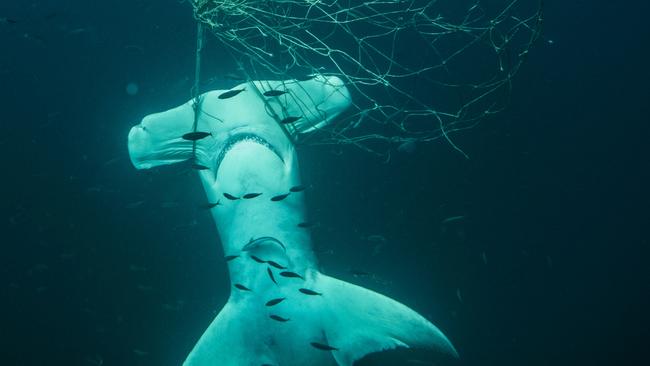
[184,272,457,366]
[317,274,458,366]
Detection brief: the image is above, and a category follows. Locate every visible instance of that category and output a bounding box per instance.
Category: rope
[190,22,204,161]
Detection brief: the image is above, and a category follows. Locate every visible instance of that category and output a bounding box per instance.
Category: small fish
[271,193,290,202]
[280,116,302,124]
[218,88,245,99]
[223,193,239,200]
[295,74,317,81]
[297,222,317,228]
[67,28,87,35]
[266,260,286,270]
[43,12,58,21]
[199,201,220,209]
[289,185,307,193]
[441,215,466,224]
[191,163,210,170]
[224,255,239,262]
[299,288,322,296]
[310,342,338,351]
[267,267,277,285]
[263,90,288,97]
[132,349,149,357]
[265,297,286,307]
[125,200,145,209]
[129,265,148,272]
[234,284,251,291]
[182,131,212,141]
[269,314,290,322]
[367,234,386,242]
[243,193,262,199]
[349,269,372,277]
[250,255,266,264]
[1,17,18,24]
[279,271,304,280]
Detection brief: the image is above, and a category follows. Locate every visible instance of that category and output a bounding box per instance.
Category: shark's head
[128,75,351,262]
[127,75,351,173]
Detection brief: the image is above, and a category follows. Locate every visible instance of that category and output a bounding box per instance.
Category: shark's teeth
[214,133,283,174]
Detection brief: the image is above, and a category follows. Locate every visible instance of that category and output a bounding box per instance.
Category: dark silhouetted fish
[299,288,322,296]
[267,267,277,285]
[295,74,317,81]
[271,193,290,202]
[243,193,262,199]
[266,260,286,270]
[191,163,210,170]
[280,116,301,124]
[224,255,239,262]
[348,269,372,277]
[223,193,239,200]
[263,90,288,97]
[182,131,212,141]
[218,88,245,99]
[310,342,338,351]
[243,236,286,251]
[199,201,220,209]
[234,284,251,291]
[289,185,307,192]
[280,271,304,280]
[269,314,290,322]
[250,255,266,264]
[265,297,286,307]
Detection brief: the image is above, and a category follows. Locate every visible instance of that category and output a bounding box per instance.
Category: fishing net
[190,0,543,157]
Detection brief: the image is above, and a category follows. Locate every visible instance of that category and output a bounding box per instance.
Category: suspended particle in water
[126,82,139,96]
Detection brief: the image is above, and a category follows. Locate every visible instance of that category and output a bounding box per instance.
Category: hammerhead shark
[127,75,457,365]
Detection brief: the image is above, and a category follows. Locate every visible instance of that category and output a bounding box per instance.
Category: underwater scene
[1,1,648,365]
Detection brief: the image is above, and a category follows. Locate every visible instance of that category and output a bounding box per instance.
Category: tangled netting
[190,0,543,157]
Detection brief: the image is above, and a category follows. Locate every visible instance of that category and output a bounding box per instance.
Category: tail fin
[184,272,457,366]
[317,274,458,366]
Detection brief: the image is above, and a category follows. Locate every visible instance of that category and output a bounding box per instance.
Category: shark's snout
[127,124,153,169]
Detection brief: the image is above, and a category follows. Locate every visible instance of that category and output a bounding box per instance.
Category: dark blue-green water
[1,1,648,365]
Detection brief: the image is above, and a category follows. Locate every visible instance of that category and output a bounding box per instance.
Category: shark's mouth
[214,133,284,174]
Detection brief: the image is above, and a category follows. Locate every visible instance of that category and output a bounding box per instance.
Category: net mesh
[190,0,543,157]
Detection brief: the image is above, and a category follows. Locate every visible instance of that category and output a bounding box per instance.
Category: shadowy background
[1,1,648,365]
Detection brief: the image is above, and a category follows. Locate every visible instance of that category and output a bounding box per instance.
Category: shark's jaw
[214,132,284,176]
